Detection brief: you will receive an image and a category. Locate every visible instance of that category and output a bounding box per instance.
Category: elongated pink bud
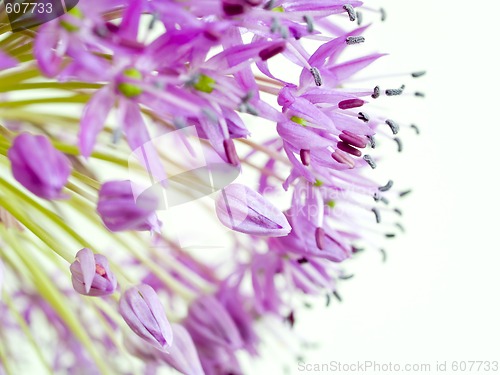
[119,284,173,351]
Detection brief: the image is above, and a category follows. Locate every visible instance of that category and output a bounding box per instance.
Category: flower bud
[97,180,161,232]
[215,183,291,237]
[8,133,71,200]
[119,284,173,351]
[70,248,117,297]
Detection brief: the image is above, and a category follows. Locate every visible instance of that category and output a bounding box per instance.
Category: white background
[280,0,500,374]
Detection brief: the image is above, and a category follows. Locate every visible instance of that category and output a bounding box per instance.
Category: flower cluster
[0,1,422,374]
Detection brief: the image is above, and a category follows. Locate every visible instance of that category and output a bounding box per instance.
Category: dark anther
[385,233,396,238]
[337,141,362,157]
[380,248,387,262]
[326,294,331,307]
[333,290,342,302]
[371,85,380,99]
[346,36,365,45]
[339,274,355,280]
[410,124,420,135]
[343,4,356,22]
[356,11,363,26]
[367,135,376,148]
[263,0,275,10]
[380,7,387,21]
[371,208,381,223]
[414,91,425,97]
[411,71,426,78]
[395,223,405,232]
[363,155,376,169]
[378,180,393,192]
[303,15,314,33]
[352,246,364,253]
[358,112,370,122]
[394,208,403,216]
[310,67,323,86]
[286,311,295,327]
[385,84,405,96]
[297,257,308,264]
[399,189,412,197]
[394,137,403,152]
[385,119,399,134]
[380,196,389,205]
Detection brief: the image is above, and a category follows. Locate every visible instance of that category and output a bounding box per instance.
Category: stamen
[223,139,239,166]
[363,155,376,169]
[339,130,367,148]
[326,294,331,307]
[385,233,396,238]
[414,91,425,97]
[367,135,376,148]
[410,124,420,135]
[259,42,286,60]
[380,248,387,262]
[356,11,363,26]
[371,208,381,223]
[263,0,275,10]
[297,257,308,264]
[378,180,393,192]
[385,84,405,96]
[339,274,354,280]
[394,208,403,216]
[394,137,403,152]
[395,223,405,232]
[399,189,412,197]
[310,67,323,86]
[385,119,399,134]
[411,70,426,78]
[358,112,370,122]
[380,7,387,21]
[315,227,325,250]
[222,2,245,16]
[303,15,314,33]
[352,246,364,253]
[380,197,389,205]
[371,85,380,99]
[300,149,311,166]
[343,4,356,22]
[346,36,365,45]
[337,141,362,157]
[338,98,364,110]
[331,151,355,169]
[333,290,342,302]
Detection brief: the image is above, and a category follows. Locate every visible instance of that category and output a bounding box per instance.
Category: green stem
[2,292,53,375]
[0,226,113,375]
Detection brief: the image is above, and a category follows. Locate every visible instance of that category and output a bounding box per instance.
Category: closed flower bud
[119,284,173,351]
[8,133,71,200]
[97,180,161,232]
[70,248,117,297]
[215,183,291,237]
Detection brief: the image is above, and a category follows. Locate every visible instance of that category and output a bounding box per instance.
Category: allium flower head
[8,133,71,200]
[0,1,423,373]
[70,248,117,297]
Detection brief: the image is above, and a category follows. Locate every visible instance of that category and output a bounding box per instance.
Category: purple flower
[119,284,173,351]
[215,183,291,236]
[8,133,71,200]
[97,180,161,232]
[70,248,117,297]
